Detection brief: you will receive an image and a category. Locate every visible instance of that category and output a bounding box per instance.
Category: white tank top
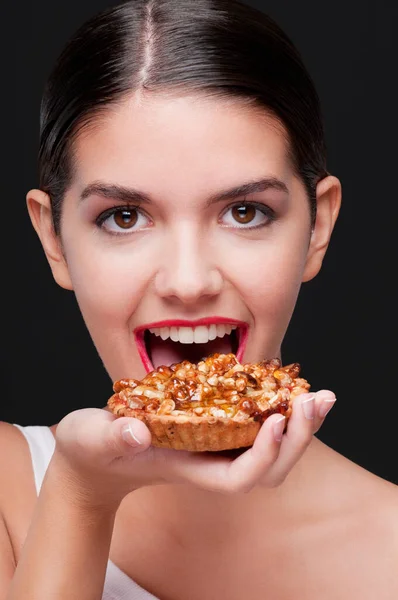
[12,424,159,600]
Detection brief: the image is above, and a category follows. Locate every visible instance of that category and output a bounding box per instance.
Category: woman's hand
[226,390,336,491]
[50,390,336,510]
[158,390,336,493]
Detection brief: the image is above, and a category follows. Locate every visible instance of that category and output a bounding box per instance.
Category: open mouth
[135,323,248,373]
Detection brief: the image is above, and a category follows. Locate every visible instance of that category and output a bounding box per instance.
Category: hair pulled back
[39,0,328,235]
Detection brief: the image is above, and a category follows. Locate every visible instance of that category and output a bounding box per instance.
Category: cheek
[63,240,157,329]
[223,230,309,322]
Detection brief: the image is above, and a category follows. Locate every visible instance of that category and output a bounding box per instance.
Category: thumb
[55,408,152,465]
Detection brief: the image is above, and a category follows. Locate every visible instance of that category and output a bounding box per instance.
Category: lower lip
[135,326,249,374]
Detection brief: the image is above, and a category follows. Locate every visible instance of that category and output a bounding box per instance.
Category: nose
[154,226,223,305]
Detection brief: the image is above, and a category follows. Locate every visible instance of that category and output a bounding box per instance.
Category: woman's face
[48,95,323,381]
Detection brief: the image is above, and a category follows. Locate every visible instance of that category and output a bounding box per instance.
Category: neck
[124,437,330,544]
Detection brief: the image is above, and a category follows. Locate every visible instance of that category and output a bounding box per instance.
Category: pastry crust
[107,353,310,451]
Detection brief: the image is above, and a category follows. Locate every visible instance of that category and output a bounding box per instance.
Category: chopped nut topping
[108,353,310,424]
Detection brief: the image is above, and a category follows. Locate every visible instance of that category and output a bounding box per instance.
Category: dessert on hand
[107,353,310,452]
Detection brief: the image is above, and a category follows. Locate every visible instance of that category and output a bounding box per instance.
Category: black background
[2,1,397,484]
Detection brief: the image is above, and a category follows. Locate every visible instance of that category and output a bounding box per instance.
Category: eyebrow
[79,176,289,207]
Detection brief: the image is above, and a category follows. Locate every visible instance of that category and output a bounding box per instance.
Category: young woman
[2,0,397,598]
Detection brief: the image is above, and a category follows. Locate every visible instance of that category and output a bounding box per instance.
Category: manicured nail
[318,397,336,419]
[122,424,143,446]
[273,415,286,442]
[301,394,316,420]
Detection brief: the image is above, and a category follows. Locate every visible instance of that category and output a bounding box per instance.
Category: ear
[26,189,73,290]
[302,175,342,282]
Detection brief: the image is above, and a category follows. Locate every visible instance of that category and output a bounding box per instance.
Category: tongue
[149,335,232,369]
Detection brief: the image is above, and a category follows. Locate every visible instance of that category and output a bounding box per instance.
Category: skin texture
[3,94,397,599]
[27,94,339,381]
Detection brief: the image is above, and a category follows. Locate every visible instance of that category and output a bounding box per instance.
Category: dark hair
[39,0,328,236]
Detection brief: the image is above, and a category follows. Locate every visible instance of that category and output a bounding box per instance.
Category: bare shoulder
[0,421,30,481]
[351,456,398,524]
[372,475,398,547]
[0,421,36,506]
[0,422,37,556]
[328,440,398,531]
[325,447,398,597]
[0,420,31,464]
[355,482,398,599]
[365,473,398,546]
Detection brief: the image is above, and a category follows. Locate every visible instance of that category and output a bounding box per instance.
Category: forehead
[72,94,293,195]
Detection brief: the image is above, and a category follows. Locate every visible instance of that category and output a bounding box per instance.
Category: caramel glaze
[109,353,310,423]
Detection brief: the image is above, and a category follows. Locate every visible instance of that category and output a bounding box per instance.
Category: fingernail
[122,424,143,447]
[273,415,286,442]
[318,397,336,419]
[301,394,316,420]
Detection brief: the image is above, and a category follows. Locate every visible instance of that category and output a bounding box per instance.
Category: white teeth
[170,326,179,342]
[208,324,217,340]
[194,326,209,344]
[160,327,169,340]
[179,328,194,344]
[148,324,238,344]
[216,324,226,338]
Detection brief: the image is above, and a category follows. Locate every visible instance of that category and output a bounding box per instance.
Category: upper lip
[134,317,248,333]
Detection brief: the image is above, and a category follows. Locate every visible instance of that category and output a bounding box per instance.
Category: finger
[313,390,337,433]
[55,408,152,466]
[224,412,287,492]
[168,412,286,493]
[263,392,317,485]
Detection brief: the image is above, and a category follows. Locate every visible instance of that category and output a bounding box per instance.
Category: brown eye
[221,202,275,230]
[96,205,151,234]
[113,209,138,229]
[231,204,256,224]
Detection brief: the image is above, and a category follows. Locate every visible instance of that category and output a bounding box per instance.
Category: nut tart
[107,353,310,452]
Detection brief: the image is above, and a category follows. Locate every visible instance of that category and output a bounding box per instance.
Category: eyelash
[95,200,276,235]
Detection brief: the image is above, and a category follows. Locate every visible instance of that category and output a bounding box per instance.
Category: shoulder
[353,489,398,598]
[316,441,398,529]
[374,481,398,548]
[0,421,31,462]
[330,441,398,536]
[0,422,37,558]
[319,505,398,599]
[0,421,29,477]
[330,458,398,596]
[362,477,398,544]
[354,461,398,531]
[310,469,398,597]
[0,421,36,507]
